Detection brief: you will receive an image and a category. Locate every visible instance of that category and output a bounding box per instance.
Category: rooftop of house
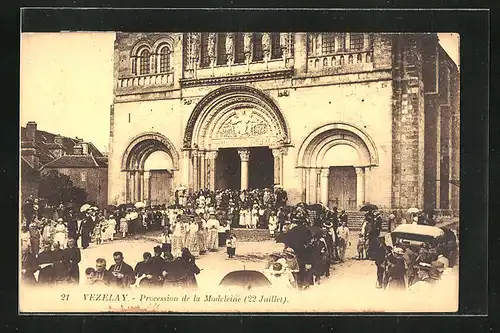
[20,122,107,170]
[42,154,106,169]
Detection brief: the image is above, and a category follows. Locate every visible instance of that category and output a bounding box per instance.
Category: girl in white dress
[239,209,247,227]
[268,211,277,236]
[53,218,68,249]
[251,205,259,229]
[106,215,117,241]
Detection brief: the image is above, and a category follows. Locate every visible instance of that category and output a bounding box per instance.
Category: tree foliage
[38,170,88,206]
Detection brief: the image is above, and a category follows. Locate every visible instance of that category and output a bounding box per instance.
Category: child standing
[92,222,102,245]
[119,217,128,238]
[226,233,236,258]
[268,211,277,237]
[357,233,365,260]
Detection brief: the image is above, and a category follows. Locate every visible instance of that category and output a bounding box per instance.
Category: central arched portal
[183,85,290,191]
[122,133,180,204]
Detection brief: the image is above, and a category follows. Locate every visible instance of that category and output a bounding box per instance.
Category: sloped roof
[94,156,108,167]
[42,155,100,169]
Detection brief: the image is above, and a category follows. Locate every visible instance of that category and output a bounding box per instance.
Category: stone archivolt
[183,85,290,150]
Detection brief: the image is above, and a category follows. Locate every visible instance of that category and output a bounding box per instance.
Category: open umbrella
[407,207,420,214]
[106,205,117,211]
[219,270,272,289]
[135,202,146,209]
[79,203,91,213]
[360,204,378,212]
[118,203,134,210]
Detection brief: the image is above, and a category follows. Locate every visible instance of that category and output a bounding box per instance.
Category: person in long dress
[239,209,247,227]
[171,216,184,258]
[182,217,190,249]
[181,248,200,289]
[119,217,128,238]
[53,218,68,249]
[188,217,200,256]
[21,247,38,285]
[251,204,259,229]
[106,215,117,241]
[42,220,55,244]
[196,216,206,255]
[206,213,220,251]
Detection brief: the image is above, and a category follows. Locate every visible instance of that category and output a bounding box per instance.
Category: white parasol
[134,201,146,209]
[80,203,91,212]
[407,207,420,214]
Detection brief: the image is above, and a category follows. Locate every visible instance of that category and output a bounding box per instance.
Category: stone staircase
[232,228,272,242]
[345,211,389,231]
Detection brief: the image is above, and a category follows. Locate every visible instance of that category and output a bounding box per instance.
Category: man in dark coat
[108,251,135,288]
[21,247,38,285]
[37,242,56,285]
[92,258,113,286]
[63,238,81,284]
[373,236,388,289]
[134,252,162,287]
[66,210,79,241]
[79,212,94,249]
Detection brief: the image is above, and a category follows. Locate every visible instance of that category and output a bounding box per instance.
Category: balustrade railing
[308,50,373,71]
[117,72,174,88]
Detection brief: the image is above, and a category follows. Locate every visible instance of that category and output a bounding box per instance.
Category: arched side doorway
[121,132,179,204]
[183,85,291,191]
[296,123,379,209]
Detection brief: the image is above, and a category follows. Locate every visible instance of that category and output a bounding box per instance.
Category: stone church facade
[108,32,459,214]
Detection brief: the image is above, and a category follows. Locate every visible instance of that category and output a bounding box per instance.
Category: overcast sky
[20,32,459,153]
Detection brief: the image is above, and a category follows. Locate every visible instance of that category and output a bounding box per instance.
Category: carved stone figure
[191,33,200,60]
[208,33,216,59]
[226,33,234,56]
[244,33,252,55]
[230,109,253,136]
[262,33,271,53]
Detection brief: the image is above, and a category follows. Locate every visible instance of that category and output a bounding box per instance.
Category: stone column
[355,167,365,207]
[135,171,141,202]
[199,151,206,190]
[206,151,218,191]
[144,172,149,205]
[272,148,283,185]
[308,168,317,203]
[125,171,131,202]
[139,170,145,202]
[182,150,191,190]
[304,168,311,203]
[130,170,136,202]
[320,168,330,206]
[192,151,199,192]
[238,149,250,190]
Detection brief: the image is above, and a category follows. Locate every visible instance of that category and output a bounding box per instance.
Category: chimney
[73,144,83,155]
[26,121,37,142]
[81,142,89,155]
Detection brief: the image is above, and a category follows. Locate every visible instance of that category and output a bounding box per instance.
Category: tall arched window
[321,33,335,55]
[252,33,263,61]
[234,33,246,64]
[350,33,364,51]
[139,49,150,74]
[159,45,171,73]
[271,33,282,59]
[216,33,227,66]
[200,33,210,68]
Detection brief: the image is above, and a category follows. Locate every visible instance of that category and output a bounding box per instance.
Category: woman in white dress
[53,218,68,249]
[251,205,259,229]
[239,209,247,227]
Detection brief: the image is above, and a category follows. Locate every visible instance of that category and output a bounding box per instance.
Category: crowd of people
[373,237,453,291]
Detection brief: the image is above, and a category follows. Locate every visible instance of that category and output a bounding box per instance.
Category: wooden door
[328,166,357,210]
[148,170,172,206]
